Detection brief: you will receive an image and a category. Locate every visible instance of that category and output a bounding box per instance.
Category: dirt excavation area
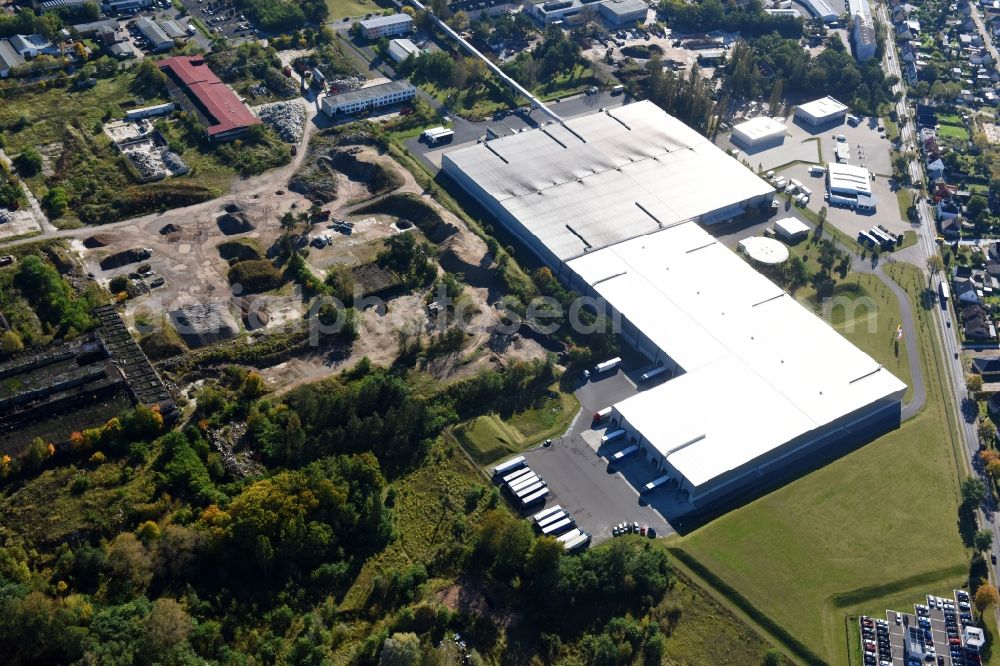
[70,128,549,393]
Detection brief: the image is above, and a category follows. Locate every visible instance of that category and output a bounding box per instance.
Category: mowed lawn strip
[678,261,967,664]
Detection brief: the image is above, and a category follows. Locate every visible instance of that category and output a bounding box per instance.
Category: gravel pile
[254,100,306,143]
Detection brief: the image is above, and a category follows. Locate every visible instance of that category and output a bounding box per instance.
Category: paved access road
[878,2,1000,602]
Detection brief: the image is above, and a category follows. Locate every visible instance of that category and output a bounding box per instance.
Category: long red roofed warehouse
[157,55,261,141]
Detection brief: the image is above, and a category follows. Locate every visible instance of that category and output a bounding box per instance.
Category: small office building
[359,14,413,39]
[795,96,849,126]
[731,116,786,149]
[321,80,416,116]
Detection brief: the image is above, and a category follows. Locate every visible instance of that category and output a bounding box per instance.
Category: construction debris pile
[254,101,306,143]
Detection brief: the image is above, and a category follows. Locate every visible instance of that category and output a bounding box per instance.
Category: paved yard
[522,356,675,544]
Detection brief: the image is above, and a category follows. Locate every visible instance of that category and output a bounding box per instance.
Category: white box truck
[593,406,613,422]
[593,357,622,375]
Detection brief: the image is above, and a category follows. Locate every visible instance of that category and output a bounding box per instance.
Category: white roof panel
[572,225,906,489]
[797,96,849,120]
[442,101,774,261]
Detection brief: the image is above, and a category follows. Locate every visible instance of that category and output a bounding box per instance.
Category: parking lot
[177,0,258,40]
[864,589,982,666]
[519,355,675,545]
[719,112,912,239]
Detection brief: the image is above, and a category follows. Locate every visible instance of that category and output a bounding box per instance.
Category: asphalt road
[879,2,1000,596]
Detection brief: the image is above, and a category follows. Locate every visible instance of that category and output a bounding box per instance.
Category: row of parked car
[611,521,655,538]
[860,615,891,666]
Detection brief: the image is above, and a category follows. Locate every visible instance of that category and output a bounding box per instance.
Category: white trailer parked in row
[563,532,591,553]
[541,517,574,536]
[509,474,539,493]
[533,505,563,524]
[537,511,568,529]
[556,528,583,543]
[520,487,549,507]
[515,481,545,499]
[492,456,525,479]
[501,467,533,485]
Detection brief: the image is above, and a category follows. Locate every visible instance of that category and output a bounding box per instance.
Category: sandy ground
[66,106,546,393]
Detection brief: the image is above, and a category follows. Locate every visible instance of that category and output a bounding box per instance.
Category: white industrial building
[800,0,840,22]
[795,96,849,126]
[441,101,904,512]
[442,101,775,273]
[774,217,810,242]
[730,116,786,149]
[827,162,876,211]
[321,80,416,116]
[598,0,649,25]
[387,38,420,63]
[359,14,413,39]
[0,40,24,78]
[136,17,174,52]
[848,0,877,62]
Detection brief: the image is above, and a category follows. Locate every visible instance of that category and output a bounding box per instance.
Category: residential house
[955,278,982,304]
[928,157,946,179]
[964,306,994,340]
[938,198,961,219]
[940,216,962,239]
[971,356,1000,382]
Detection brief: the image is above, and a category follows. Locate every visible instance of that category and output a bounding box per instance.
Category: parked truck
[593,357,622,375]
[593,406,613,422]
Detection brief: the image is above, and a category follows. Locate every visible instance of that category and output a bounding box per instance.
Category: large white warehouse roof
[442,101,774,261]
[569,225,906,489]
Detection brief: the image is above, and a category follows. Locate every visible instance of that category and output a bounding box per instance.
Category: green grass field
[0,75,165,155]
[325,0,386,19]
[677,261,969,664]
[448,384,579,465]
[938,122,970,141]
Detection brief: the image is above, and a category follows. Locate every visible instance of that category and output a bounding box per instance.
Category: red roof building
[157,55,261,141]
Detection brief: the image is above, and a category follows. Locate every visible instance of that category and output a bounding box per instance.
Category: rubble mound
[168,303,239,348]
[216,212,255,236]
[254,101,306,143]
[99,248,152,271]
[83,235,115,248]
[159,223,181,235]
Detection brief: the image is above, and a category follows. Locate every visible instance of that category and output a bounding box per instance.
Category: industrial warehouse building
[158,56,261,141]
[441,101,905,512]
[136,17,174,52]
[442,101,775,274]
[598,0,649,25]
[800,0,839,21]
[387,38,420,63]
[321,80,416,116]
[827,162,877,211]
[795,96,849,126]
[730,116,786,149]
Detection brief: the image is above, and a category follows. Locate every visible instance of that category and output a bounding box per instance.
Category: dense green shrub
[227,259,282,293]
